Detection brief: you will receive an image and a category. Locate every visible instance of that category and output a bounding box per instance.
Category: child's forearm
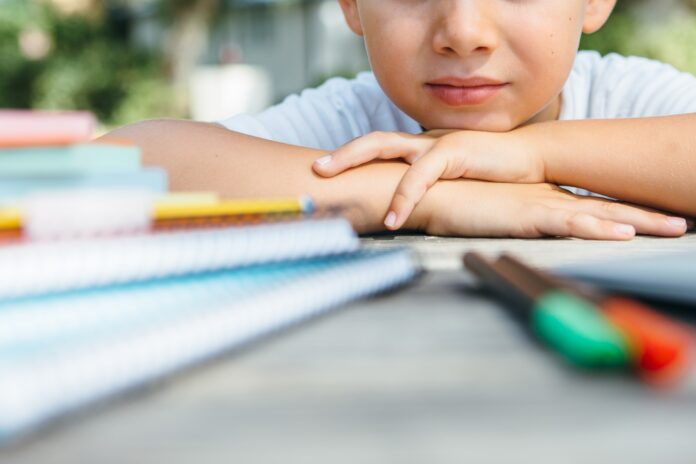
[99,119,688,240]
[98,119,427,233]
[524,114,696,216]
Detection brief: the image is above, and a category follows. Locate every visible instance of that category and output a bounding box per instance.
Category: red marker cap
[601,297,694,387]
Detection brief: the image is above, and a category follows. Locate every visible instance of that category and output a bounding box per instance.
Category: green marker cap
[532,291,631,368]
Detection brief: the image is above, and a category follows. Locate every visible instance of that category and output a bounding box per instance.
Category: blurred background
[1,0,696,129]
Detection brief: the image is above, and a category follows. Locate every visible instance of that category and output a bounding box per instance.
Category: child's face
[339,0,616,131]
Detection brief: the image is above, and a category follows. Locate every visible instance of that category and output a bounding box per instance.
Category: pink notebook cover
[0,110,96,147]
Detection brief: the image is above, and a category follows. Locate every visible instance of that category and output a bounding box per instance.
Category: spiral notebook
[0,215,418,442]
[0,217,359,299]
[0,248,417,443]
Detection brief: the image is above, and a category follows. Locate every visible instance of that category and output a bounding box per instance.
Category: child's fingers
[570,198,688,237]
[312,131,431,177]
[536,208,636,240]
[383,154,449,230]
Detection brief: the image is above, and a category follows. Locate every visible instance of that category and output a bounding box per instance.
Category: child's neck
[524,94,562,127]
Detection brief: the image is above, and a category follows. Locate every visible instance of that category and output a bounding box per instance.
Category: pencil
[0,195,314,232]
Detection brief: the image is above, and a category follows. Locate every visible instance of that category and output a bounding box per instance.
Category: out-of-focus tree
[581,0,696,75]
[0,0,177,126]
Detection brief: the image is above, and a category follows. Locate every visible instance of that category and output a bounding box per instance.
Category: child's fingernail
[615,224,635,237]
[666,217,687,229]
[314,154,333,166]
[384,211,397,228]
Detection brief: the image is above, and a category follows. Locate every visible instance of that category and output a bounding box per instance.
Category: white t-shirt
[219,51,696,150]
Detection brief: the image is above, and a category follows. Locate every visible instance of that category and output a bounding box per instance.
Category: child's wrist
[402,195,432,232]
[402,180,443,232]
[512,125,550,183]
[407,178,469,235]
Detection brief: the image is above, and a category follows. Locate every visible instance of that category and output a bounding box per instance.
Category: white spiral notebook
[0,217,359,299]
[0,237,418,442]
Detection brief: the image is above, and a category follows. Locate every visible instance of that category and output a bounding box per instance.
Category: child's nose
[432,0,500,58]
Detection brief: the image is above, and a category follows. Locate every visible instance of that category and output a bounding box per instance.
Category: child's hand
[417,180,689,240]
[313,129,541,229]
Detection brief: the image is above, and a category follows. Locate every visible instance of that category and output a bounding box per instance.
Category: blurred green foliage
[0,0,177,126]
[581,2,696,75]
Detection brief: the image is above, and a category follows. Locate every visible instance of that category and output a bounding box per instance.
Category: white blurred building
[130,0,370,120]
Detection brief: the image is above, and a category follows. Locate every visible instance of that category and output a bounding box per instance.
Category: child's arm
[100,119,419,233]
[314,114,696,229]
[528,114,696,216]
[99,119,684,239]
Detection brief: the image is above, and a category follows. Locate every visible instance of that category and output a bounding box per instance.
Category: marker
[463,252,631,368]
[497,254,694,386]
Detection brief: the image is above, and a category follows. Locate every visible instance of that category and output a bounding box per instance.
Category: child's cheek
[509,17,580,78]
[364,17,425,75]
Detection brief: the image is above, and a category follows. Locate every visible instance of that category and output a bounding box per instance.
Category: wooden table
[3,234,696,464]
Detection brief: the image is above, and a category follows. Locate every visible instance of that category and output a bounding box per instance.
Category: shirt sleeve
[586,52,696,118]
[217,78,354,150]
[218,73,421,151]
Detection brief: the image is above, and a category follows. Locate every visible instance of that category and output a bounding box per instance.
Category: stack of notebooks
[0,110,419,443]
[0,110,167,204]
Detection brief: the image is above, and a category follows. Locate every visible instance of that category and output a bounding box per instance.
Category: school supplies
[0,110,95,147]
[463,252,631,368]
[0,169,168,204]
[464,252,694,384]
[0,108,421,445]
[0,248,418,443]
[0,191,314,237]
[497,254,694,386]
[154,196,313,220]
[0,143,141,177]
[0,217,358,299]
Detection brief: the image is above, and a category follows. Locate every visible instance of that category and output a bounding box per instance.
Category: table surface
[3,234,696,464]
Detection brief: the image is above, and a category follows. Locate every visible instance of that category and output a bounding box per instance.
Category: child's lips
[425,81,508,106]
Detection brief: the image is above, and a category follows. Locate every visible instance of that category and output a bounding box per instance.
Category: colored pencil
[0,196,314,233]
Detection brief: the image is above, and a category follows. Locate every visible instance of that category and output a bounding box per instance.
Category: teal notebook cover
[0,144,141,177]
[0,168,168,202]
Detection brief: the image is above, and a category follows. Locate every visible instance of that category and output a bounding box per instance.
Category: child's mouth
[425,77,508,106]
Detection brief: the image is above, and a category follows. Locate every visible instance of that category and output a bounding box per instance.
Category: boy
[103,0,696,240]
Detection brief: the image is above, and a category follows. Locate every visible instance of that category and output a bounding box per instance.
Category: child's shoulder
[572,50,683,80]
[562,51,696,120]
[219,71,420,150]
[307,71,402,120]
